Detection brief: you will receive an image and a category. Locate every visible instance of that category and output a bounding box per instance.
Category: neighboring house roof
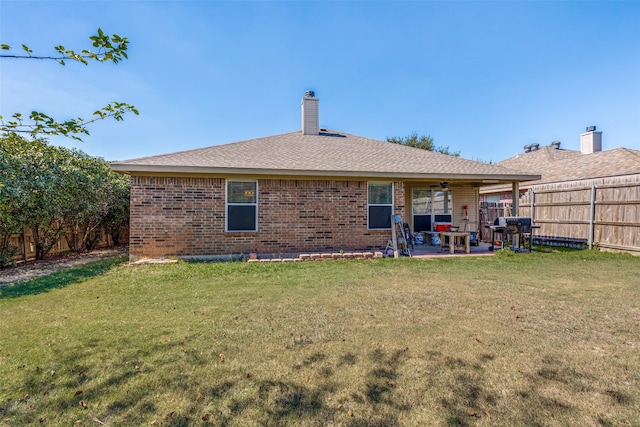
[480,146,640,194]
[497,146,583,173]
[497,146,640,184]
[112,130,539,182]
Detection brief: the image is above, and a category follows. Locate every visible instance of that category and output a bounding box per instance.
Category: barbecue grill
[497,216,532,234]
[489,216,534,251]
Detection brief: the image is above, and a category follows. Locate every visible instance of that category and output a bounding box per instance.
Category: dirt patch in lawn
[0,247,128,285]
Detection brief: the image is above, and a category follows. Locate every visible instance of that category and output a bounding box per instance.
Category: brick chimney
[301,90,319,135]
[580,126,602,154]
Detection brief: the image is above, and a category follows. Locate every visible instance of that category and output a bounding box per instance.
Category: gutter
[110,164,540,182]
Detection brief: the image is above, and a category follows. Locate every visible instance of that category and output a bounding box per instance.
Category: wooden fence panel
[482,176,640,252]
[526,176,640,253]
[479,202,511,240]
[5,225,125,264]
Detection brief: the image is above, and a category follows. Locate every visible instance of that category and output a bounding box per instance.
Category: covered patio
[406,239,494,258]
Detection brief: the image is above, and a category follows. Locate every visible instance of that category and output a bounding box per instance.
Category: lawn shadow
[0,257,126,299]
[0,330,201,425]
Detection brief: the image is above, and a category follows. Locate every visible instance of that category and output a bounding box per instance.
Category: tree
[61,151,111,252]
[101,173,131,247]
[0,134,65,260]
[0,133,130,262]
[387,132,460,157]
[0,133,31,265]
[0,28,138,140]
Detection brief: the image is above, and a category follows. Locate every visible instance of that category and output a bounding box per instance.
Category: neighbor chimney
[580,126,602,154]
[301,90,319,135]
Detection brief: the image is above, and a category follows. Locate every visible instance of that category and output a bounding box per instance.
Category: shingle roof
[498,146,583,173]
[496,146,640,184]
[112,130,538,181]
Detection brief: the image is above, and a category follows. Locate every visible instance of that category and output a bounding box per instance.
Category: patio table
[439,231,470,254]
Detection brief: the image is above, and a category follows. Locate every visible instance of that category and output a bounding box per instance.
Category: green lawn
[1,251,639,426]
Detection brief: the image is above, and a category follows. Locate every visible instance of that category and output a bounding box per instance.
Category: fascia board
[110,164,540,182]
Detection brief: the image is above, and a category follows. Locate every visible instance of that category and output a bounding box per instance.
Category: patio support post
[511,182,520,248]
[511,182,519,216]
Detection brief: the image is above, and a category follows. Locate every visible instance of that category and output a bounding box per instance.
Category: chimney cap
[304,90,316,98]
[586,125,596,132]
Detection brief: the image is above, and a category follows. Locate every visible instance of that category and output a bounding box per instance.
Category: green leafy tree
[387,132,460,157]
[0,28,138,140]
[0,133,130,261]
[0,134,65,259]
[61,151,109,252]
[61,152,129,252]
[0,133,31,265]
[101,172,130,247]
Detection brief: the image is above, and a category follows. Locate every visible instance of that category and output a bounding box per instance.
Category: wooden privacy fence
[479,202,512,239]
[5,225,128,264]
[520,181,640,253]
[480,178,640,253]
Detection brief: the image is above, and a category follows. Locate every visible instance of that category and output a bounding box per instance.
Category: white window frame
[367,182,394,230]
[225,179,258,232]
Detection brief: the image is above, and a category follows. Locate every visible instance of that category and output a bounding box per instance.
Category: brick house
[112,91,538,259]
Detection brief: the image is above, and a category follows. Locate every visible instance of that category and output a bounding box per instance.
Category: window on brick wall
[368,182,393,229]
[226,180,257,232]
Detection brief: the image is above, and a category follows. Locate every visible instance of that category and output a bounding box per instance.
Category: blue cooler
[469,231,477,245]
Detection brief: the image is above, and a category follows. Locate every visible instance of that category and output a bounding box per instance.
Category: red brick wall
[129,176,405,258]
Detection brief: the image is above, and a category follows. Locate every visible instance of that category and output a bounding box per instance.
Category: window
[433,189,452,223]
[368,182,393,229]
[226,180,257,232]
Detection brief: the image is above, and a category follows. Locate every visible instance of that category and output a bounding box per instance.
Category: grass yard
[0,251,639,426]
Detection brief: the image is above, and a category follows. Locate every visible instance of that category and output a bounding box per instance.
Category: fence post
[22,227,29,262]
[530,189,535,223]
[588,185,596,250]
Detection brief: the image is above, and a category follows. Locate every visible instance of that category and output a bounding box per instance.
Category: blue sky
[1,1,639,163]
